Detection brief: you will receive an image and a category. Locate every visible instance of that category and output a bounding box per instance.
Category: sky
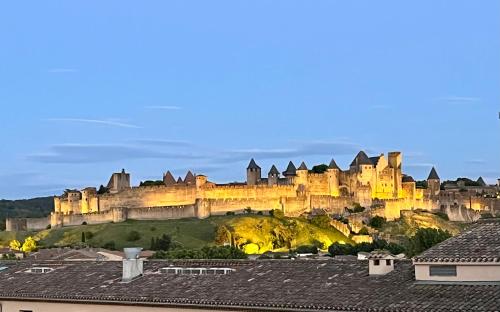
[0,1,499,199]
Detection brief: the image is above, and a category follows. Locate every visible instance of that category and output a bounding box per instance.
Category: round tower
[295,161,309,187]
[327,159,340,197]
[246,159,261,186]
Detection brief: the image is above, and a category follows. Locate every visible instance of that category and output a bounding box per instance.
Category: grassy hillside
[0,197,54,230]
[0,215,352,253]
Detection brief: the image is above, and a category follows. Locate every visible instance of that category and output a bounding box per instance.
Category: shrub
[150,226,157,232]
[85,231,94,240]
[126,230,141,242]
[257,211,263,215]
[368,216,386,229]
[295,245,318,254]
[103,241,116,250]
[152,246,247,260]
[269,209,284,218]
[244,207,252,214]
[151,234,172,251]
[225,211,235,216]
[433,211,449,220]
[46,224,51,230]
[214,225,231,245]
[358,227,369,235]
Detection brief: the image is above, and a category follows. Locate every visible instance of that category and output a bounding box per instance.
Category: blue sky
[0,1,499,199]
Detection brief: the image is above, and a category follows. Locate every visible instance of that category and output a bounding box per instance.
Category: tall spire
[297,161,308,171]
[163,171,176,185]
[282,161,297,176]
[247,158,261,170]
[328,159,340,170]
[427,167,440,180]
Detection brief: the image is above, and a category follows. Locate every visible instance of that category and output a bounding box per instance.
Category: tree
[244,207,252,214]
[21,236,37,253]
[310,164,328,174]
[9,239,21,251]
[368,216,386,229]
[103,241,116,250]
[81,232,86,243]
[407,228,451,257]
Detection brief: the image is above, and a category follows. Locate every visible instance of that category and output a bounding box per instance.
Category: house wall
[0,301,232,312]
[414,263,500,282]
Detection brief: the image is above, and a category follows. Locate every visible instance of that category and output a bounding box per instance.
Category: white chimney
[122,247,143,282]
[368,251,396,275]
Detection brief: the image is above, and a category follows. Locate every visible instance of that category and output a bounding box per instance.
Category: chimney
[122,247,143,282]
[368,251,396,275]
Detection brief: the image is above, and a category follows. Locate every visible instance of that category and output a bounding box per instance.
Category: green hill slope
[1,215,352,252]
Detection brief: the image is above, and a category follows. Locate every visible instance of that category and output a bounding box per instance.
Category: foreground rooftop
[0,258,499,311]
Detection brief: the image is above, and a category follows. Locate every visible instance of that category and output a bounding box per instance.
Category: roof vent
[27,267,54,274]
[368,251,397,275]
[160,267,235,275]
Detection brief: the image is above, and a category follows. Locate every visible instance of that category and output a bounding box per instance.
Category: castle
[6,151,500,231]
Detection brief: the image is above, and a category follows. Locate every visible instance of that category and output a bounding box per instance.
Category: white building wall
[414,263,500,282]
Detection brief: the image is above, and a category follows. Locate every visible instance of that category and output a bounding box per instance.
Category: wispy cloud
[27,143,204,164]
[130,138,192,147]
[48,68,78,73]
[435,96,481,103]
[405,163,435,168]
[145,106,182,110]
[46,118,141,129]
[464,159,486,165]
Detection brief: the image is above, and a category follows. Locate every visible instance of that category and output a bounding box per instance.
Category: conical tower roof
[282,161,297,176]
[247,158,261,170]
[297,161,308,171]
[427,167,440,180]
[176,177,183,183]
[184,171,195,184]
[163,171,176,185]
[477,176,487,186]
[268,165,279,176]
[328,159,340,170]
[350,151,372,166]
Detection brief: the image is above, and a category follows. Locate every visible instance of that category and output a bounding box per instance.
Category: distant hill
[0,197,54,230]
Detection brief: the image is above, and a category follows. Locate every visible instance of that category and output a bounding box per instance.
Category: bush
[310,215,331,229]
[347,203,365,214]
[225,211,235,216]
[244,207,252,214]
[434,211,449,221]
[257,211,263,215]
[214,225,231,245]
[150,226,157,232]
[126,230,141,242]
[368,216,386,229]
[46,224,51,230]
[103,241,116,250]
[358,227,369,235]
[150,234,172,251]
[85,231,94,240]
[269,209,284,218]
[295,245,318,254]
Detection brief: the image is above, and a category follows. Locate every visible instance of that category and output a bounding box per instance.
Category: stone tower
[107,169,131,194]
[282,161,297,184]
[327,159,340,197]
[427,167,441,197]
[247,159,261,186]
[388,152,402,198]
[268,165,279,186]
[296,162,309,186]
